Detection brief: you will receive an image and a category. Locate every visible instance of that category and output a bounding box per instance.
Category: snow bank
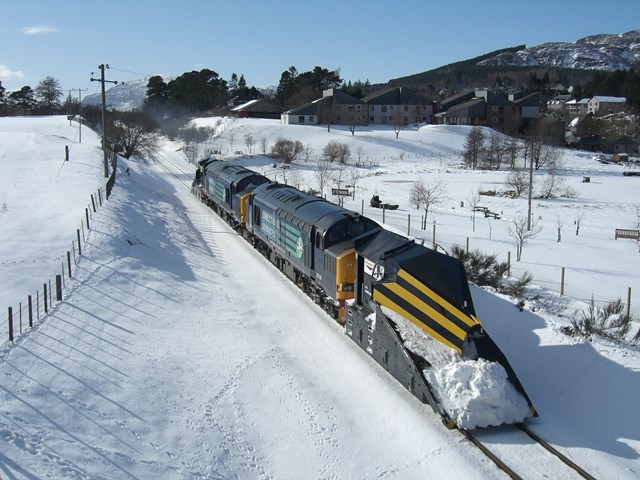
[382,306,530,429]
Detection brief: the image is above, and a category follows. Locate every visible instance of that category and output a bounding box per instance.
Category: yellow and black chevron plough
[346,229,536,427]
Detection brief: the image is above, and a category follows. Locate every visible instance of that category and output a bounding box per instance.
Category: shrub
[562,297,634,342]
[450,246,508,288]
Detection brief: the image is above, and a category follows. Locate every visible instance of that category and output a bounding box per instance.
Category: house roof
[591,96,626,103]
[322,88,365,105]
[231,98,283,113]
[512,92,540,107]
[284,102,318,116]
[446,97,485,113]
[362,87,428,105]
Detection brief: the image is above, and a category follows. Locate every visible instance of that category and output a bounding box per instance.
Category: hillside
[388,30,640,95]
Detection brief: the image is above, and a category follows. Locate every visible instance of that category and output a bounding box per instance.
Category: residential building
[363,87,432,125]
[281,102,319,125]
[587,96,626,115]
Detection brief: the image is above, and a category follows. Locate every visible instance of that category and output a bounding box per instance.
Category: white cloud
[0,65,25,81]
[21,25,59,35]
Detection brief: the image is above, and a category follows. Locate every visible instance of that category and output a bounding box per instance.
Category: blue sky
[1,0,639,95]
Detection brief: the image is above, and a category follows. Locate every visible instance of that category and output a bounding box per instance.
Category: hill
[388,30,640,94]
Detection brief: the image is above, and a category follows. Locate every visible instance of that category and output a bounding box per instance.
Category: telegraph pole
[90,64,117,178]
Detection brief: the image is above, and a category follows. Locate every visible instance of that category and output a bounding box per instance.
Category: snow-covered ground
[1,116,639,479]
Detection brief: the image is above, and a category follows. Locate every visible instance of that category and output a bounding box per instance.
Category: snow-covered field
[1,116,639,479]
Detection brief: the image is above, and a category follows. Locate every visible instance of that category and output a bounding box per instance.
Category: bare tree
[348,167,364,199]
[227,129,236,153]
[505,135,522,169]
[506,169,530,198]
[323,140,351,163]
[244,132,255,153]
[314,159,333,196]
[482,129,506,170]
[409,177,449,229]
[508,214,542,262]
[356,145,364,164]
[304,143,313,162]
[538,157,566,199]
[288,168,304,189]
[107,111,159,160]
[271,138,303,163]
[466,187,482,232]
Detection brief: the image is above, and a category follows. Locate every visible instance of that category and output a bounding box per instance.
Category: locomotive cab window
[253,206,261,225]
[324,217,380,249]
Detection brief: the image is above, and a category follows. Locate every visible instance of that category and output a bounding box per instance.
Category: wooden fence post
[407,214,411,236]
[28,295,33,327]
[432,223,436,250]
[67,251,72,277]
[85,208,90,230]
[56,275,62,302]
[8,307,13,342]
[44,283,48,314]
[91,194,96,213]
[560,267,565,296]
[507,251,511,276]
[77,229,82,255]
[627,287,632,322]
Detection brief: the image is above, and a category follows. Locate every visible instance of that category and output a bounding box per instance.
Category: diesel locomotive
[193,157,536,428]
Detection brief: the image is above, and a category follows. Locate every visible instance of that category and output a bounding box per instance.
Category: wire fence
[2,152,118,347]
[356,200,639,322]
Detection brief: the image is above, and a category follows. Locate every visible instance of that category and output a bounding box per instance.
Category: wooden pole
[44,283,48,314]
[627,287,632,322]
[56,275,62,302]
[407,214,411,236]
[8,307,13,342]
[432,223,436,250]
[507,251,511,276]
[28,295,33,327]
[560,267,565,296]
[77,229,82,256]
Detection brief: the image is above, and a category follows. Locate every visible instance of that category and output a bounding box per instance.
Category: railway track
[461,423,597,480]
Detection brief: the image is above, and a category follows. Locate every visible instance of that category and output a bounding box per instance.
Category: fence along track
[3,152,118,347]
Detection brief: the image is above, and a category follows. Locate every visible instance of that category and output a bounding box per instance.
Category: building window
[381,115,387,123]
[389,106,394,110]
[298,116,305,123]
[370,116,374,122]
[370,105,375,111]
[381,106,387,112]
[309,116,315,122]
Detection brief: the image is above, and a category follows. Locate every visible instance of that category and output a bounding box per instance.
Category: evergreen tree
[166,69,228,114]
[0,81,6,115]
[9,86,37,115]
[35,76,63,114]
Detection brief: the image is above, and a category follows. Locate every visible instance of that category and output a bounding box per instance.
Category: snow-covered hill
[83,76,166,111]
[478,29,640,71]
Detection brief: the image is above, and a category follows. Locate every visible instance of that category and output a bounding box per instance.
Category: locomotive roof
[253,183,361,230]
[205,161,266,183]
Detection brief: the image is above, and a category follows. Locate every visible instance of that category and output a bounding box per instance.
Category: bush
[271,138,303,163]
[562,297,635,343]
[450,246,508,288]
